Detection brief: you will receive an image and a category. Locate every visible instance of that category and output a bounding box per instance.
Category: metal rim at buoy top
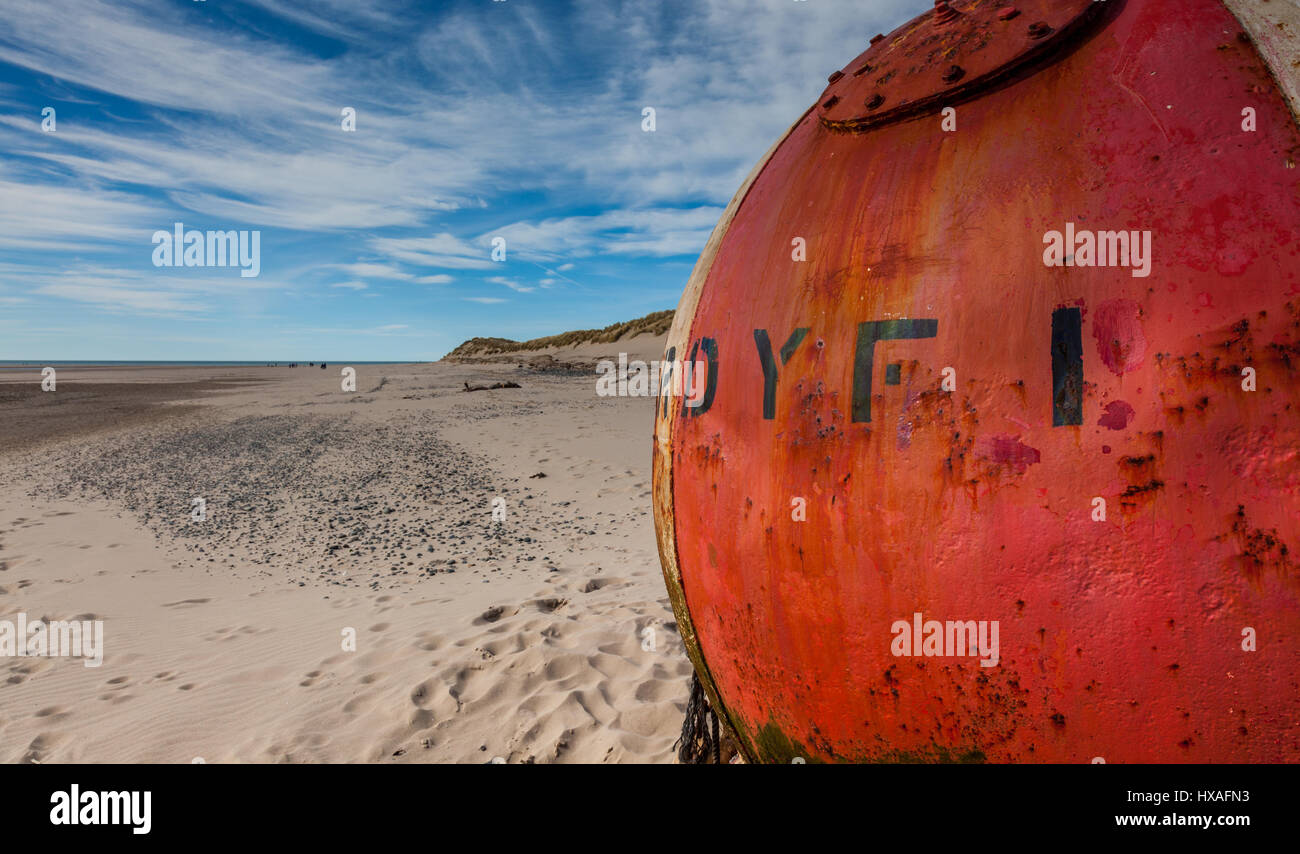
[817,0,1107,133]
[653,0,1300,763]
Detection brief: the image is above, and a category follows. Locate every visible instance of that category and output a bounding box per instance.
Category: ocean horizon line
[0,360,434,367]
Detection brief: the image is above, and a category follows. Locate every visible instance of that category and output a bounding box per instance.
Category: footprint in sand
[409,679,437,708]
[23,733,65,763]
[341,694,377,715]
[634,680,677,703]
[543,654,584,682]
[474,605,519,625]
[480,635,526,657]
[412,632,444,652]
[291,732,331,749]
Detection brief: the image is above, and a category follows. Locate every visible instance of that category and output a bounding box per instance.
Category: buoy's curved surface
[653,0,1300,763]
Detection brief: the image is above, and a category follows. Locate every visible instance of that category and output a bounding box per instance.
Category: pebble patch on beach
[18,411,579,590]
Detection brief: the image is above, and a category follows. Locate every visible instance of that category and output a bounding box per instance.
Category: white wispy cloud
[488,276,534,294]
[9,262,283,316]
[329,264,452,285]
[487,207,725,261]
[0,0,928,331]
[368,233,494,270]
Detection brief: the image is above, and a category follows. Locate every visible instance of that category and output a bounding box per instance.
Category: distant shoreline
[0,361,426,370]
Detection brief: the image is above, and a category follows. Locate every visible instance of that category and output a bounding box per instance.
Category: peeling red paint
[1093,299,1147,376]
[1098,400,1136,430]
[981,435,1042,474]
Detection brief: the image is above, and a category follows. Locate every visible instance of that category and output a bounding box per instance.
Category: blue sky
[0,0,923,360]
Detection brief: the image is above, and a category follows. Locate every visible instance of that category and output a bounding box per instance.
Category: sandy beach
[0,336,693,763]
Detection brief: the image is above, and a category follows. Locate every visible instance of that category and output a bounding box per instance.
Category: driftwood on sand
[462,381,521,392]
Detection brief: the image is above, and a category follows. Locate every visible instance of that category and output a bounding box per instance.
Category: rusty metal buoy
[654,0,1300,763]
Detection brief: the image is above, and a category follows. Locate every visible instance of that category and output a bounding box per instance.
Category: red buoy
[654,0,1300,762]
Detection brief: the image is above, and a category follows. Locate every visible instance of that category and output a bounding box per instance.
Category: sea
[0,361,423,373]
[0,361,421,366]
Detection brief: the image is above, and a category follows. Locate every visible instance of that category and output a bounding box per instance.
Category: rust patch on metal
[1219,504,1295,584]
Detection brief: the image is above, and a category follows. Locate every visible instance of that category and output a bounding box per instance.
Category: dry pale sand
[0,336,694,763]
